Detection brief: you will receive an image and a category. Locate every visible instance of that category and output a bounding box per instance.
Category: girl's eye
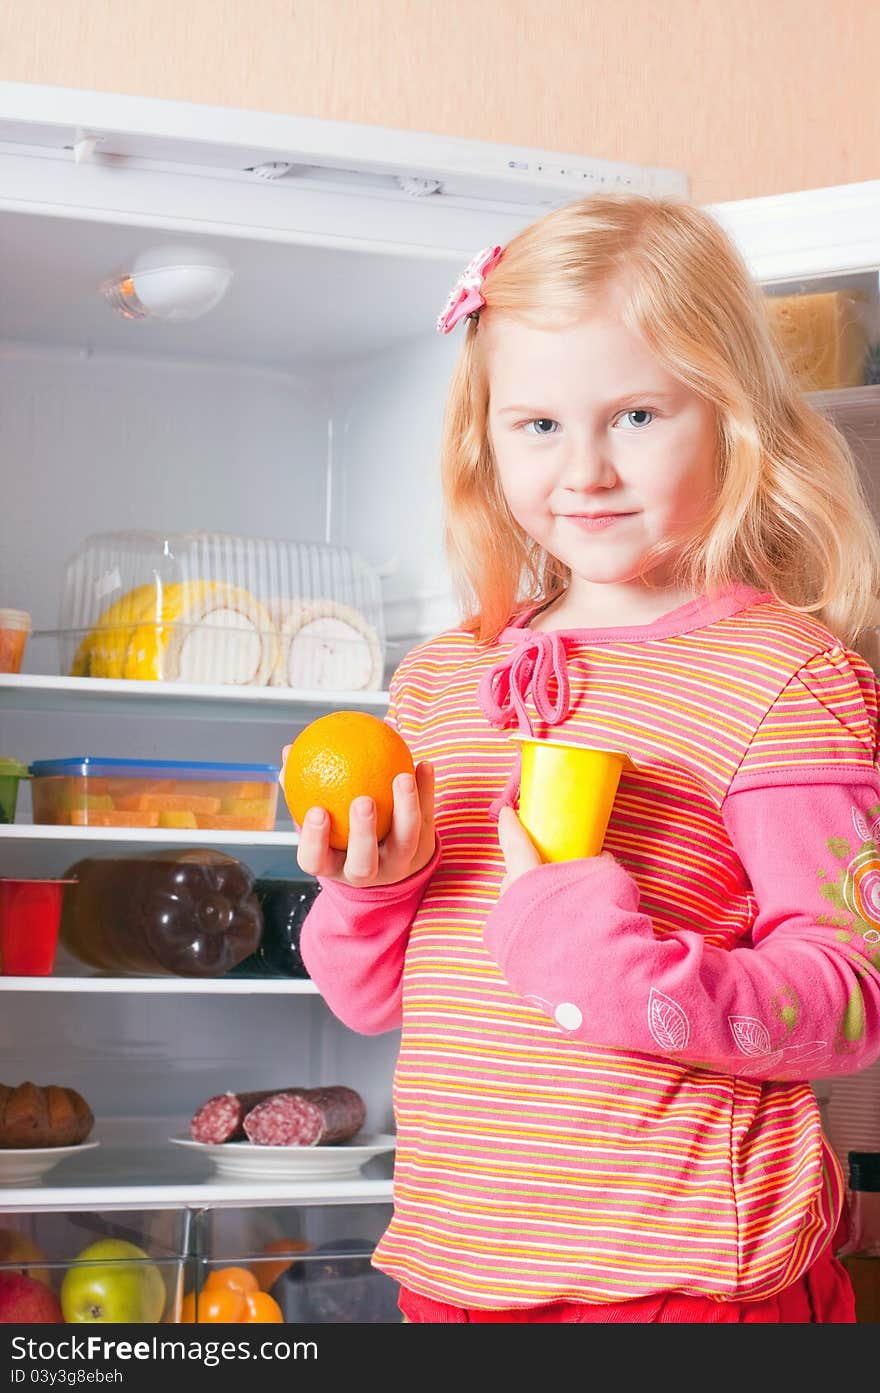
[616,409,655,429]
[522,418,559,436]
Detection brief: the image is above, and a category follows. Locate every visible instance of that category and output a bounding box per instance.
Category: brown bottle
[60,850,263,977]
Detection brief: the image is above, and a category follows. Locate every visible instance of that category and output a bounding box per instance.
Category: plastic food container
[0,609,32,673]
[29,757,281,830]
[0,878,76,975]
[0,1209,187,1322]
[762,288,869,391]
[0,757,30,824]
[56,530,385,691]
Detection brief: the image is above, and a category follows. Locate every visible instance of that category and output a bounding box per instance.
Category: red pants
[398,1246,856,1323]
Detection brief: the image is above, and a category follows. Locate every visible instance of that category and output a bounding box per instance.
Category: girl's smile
[560,510,639,529]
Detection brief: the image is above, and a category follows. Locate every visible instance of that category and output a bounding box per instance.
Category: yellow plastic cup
[515,737,634,862]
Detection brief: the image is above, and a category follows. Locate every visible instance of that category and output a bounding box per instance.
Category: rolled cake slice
[154,580,277,685]
[74,580,277,685]
[269,599,384,691]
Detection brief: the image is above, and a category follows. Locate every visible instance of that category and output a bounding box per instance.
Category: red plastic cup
[0,878,76,975]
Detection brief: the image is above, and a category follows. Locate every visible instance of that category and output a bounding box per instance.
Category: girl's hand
[497,804,543,893]
[292,759,436,889]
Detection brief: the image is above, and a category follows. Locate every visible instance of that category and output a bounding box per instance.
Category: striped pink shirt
[301,583,880,1308]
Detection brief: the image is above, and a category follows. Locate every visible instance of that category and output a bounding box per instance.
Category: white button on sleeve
[554,1002,583,1031]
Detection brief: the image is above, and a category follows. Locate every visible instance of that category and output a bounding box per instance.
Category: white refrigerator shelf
[0,1177,395,1213]
[0,821,302,879]
[0,672,390,722]
[0,824,298,849]
[0,974,318,994]
[0,1118,395,1211]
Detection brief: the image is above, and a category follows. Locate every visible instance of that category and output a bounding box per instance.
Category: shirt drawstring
[477,631,572,817]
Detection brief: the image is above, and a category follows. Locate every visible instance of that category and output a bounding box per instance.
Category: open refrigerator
[0,81,879,1325]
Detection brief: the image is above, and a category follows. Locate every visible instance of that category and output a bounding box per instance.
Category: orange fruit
[180,1287,247,1323]
[257,1237,311,1291]
[242,1291,284,1323]
[176,1291,196,1324]
[203,1265,260,1295]
[282,710,415,850]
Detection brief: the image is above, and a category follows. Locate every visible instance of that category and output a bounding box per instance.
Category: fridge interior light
[100,245,234,322]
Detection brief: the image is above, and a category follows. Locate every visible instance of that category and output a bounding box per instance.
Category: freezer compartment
[55,530,386,692]
[191,1202,400,1324]
[760,268,880,392]
[30,756,280,831]
[0,1207,188,1324]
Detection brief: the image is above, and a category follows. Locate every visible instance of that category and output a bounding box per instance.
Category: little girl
[291,193,880,1323]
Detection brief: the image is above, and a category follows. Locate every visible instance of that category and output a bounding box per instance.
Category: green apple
[60,1239,166,1323]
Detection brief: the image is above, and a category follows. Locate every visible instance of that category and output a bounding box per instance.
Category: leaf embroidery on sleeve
[852,804,880,846]
[648,988,690,1051]
[729,1015,772,1056]
[729,1015,830,1068]
[739,1040,831,1077]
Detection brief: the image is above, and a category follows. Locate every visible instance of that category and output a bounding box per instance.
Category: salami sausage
[190,1088,300,1144]
[243,1086,366,1147]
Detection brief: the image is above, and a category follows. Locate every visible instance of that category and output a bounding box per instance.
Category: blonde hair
[440,193,880,658]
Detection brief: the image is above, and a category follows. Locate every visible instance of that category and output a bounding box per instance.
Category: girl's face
[485,309,718,612]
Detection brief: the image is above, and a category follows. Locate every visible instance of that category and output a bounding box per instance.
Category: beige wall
[0,0,877,204]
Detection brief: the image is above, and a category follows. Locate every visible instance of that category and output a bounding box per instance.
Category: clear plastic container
[55,530,385,690]
[30,756,280,830]
[0,1210,187,1325]
[192,1203,400,1324]
[760,268,880,393]
[0,608,31,673]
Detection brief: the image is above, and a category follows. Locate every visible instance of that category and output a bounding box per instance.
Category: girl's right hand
[294,759,436,889]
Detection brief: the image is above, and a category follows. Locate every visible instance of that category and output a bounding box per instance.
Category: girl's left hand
[497,805,543,894]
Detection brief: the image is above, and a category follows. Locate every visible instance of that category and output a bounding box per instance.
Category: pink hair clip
[436,244,503,335]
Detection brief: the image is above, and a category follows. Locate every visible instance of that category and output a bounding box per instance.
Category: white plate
[169,1132,396,1180]
[0,1141,100,1185]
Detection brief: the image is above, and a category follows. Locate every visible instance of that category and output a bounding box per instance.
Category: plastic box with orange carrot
[29,757,281,831]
